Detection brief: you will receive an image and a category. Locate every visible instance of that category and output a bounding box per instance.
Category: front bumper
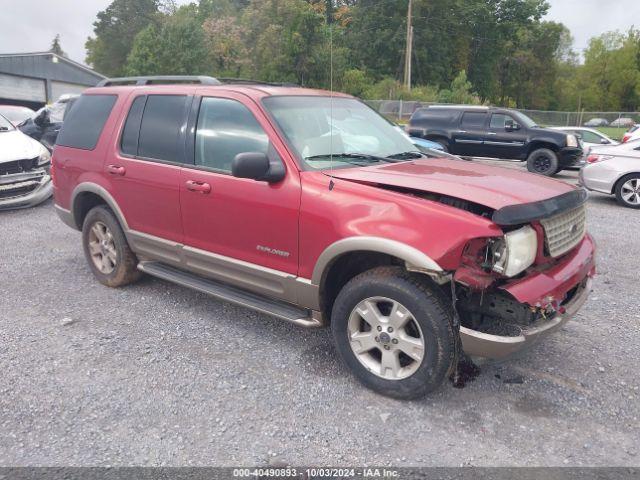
[0,172,52,210]
[558,147,584,167]
[460,234,596,359]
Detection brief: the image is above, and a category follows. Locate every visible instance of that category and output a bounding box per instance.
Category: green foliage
[437,71,482,104]
[85,0,640,112]
[86,0,159,76]
[126,5,209,76]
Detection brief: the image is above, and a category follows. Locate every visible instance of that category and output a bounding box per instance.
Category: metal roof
[0,52,106,86]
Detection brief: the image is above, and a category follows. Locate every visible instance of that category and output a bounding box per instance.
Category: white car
[0,113,52,210]
[622,124,640,144]
[552,126,618,150]
[580,140,640,209]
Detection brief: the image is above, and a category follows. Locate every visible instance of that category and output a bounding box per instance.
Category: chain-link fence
[366,100,640,135]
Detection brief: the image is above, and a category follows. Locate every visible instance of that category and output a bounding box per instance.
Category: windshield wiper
[305,153,401,163]
[386,151,423,160]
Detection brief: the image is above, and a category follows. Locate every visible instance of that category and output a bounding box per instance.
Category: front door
[179,93,300,297]
[484,112,528,159]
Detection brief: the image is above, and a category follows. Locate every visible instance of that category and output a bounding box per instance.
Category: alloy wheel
[347,296,425,380]
[533,154,552,173]
[620,178,640,206]
[88,221,117,274]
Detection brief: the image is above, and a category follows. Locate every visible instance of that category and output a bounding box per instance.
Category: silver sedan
[580,140,640,208]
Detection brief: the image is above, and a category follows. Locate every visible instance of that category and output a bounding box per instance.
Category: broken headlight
[491,226,537,277]
[37,148,51,167]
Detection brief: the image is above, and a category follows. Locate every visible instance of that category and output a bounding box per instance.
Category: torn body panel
[455,234,595,359]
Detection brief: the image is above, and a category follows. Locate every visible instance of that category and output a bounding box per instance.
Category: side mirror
[232,152,285,183]
[600,138,610,144]
[504,120,520,132]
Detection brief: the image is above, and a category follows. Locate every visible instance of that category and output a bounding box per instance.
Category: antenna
[328,18,335,188]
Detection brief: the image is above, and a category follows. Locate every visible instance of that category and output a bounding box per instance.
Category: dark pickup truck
[406,106,583,176]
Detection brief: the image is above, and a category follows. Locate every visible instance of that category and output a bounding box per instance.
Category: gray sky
[0,0,638,67]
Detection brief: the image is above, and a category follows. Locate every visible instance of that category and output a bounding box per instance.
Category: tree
[240,0,329,85]
[125,5,209,76]
[203,16,248,76]
[86,0,159,76]
[438,70,481,104]
[50,34,66,57]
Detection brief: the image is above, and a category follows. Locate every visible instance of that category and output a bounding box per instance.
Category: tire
[82,205,142,287]
[433,139,450,153]
[331,266,456,399]
[614,173,640,209]
[526,148,559,176]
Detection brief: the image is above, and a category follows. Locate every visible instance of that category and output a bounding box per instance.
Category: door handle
[106,164,126,176]
[487,132,497,135]
[457,130,467,134]
[185,180,211,194]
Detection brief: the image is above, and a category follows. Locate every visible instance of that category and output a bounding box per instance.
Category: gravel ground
[1,163,639,467]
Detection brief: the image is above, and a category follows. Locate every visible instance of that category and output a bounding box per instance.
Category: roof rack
[96,76,221,87]
[218,77,299,87]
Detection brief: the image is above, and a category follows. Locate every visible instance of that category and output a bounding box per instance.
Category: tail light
[587,154,614,164]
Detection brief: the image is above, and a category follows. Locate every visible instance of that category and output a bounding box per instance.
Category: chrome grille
[540,205,586,258]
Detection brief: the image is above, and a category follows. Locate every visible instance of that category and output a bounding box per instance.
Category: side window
[56,94,117,150]
[580,131,602,143]
[138,95,189,163]
[121,96,147,156]
[461,112,487,128]
[195,97,269,173]
[490,114,512,129]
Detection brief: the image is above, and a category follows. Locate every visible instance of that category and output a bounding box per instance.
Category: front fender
[311,236,443,286]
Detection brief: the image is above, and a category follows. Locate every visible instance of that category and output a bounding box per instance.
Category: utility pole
[403,0,413,90]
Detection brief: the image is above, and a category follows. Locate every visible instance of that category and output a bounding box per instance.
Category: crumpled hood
[0,130,44,163]
[326,157,576,210]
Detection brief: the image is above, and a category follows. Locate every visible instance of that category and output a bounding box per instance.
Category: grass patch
[596,127,629,141]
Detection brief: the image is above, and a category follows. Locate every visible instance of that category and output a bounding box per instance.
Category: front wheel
[331,267,456,399]
[433,138,450,152]
[614,174,640,209]
[527,148,559,176]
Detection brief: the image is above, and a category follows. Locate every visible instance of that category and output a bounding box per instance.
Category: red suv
[52,76,595,399]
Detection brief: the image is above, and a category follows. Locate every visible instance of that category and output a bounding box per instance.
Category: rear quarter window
[56,95,117,150]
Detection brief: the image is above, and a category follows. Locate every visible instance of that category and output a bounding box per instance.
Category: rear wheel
[527,148,559,176]
[614,174,640,209]
[82,206,142,287]
[331,267,456,399]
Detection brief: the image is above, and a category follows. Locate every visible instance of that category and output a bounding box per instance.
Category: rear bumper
[460,234,596,359]
[0,174,52,210]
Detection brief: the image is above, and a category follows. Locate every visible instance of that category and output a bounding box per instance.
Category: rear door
[484,112,528,159]
[451,111,488,156]
[105,92,191,244]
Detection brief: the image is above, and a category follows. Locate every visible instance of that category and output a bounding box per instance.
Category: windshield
[0,114,15,131]
[0,106,34,125]
[263,96,417,170]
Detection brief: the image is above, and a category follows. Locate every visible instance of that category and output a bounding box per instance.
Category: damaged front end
[0,154,53,210]
[449,190,596,359]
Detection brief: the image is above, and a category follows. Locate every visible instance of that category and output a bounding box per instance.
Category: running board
[137,261,322,328]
